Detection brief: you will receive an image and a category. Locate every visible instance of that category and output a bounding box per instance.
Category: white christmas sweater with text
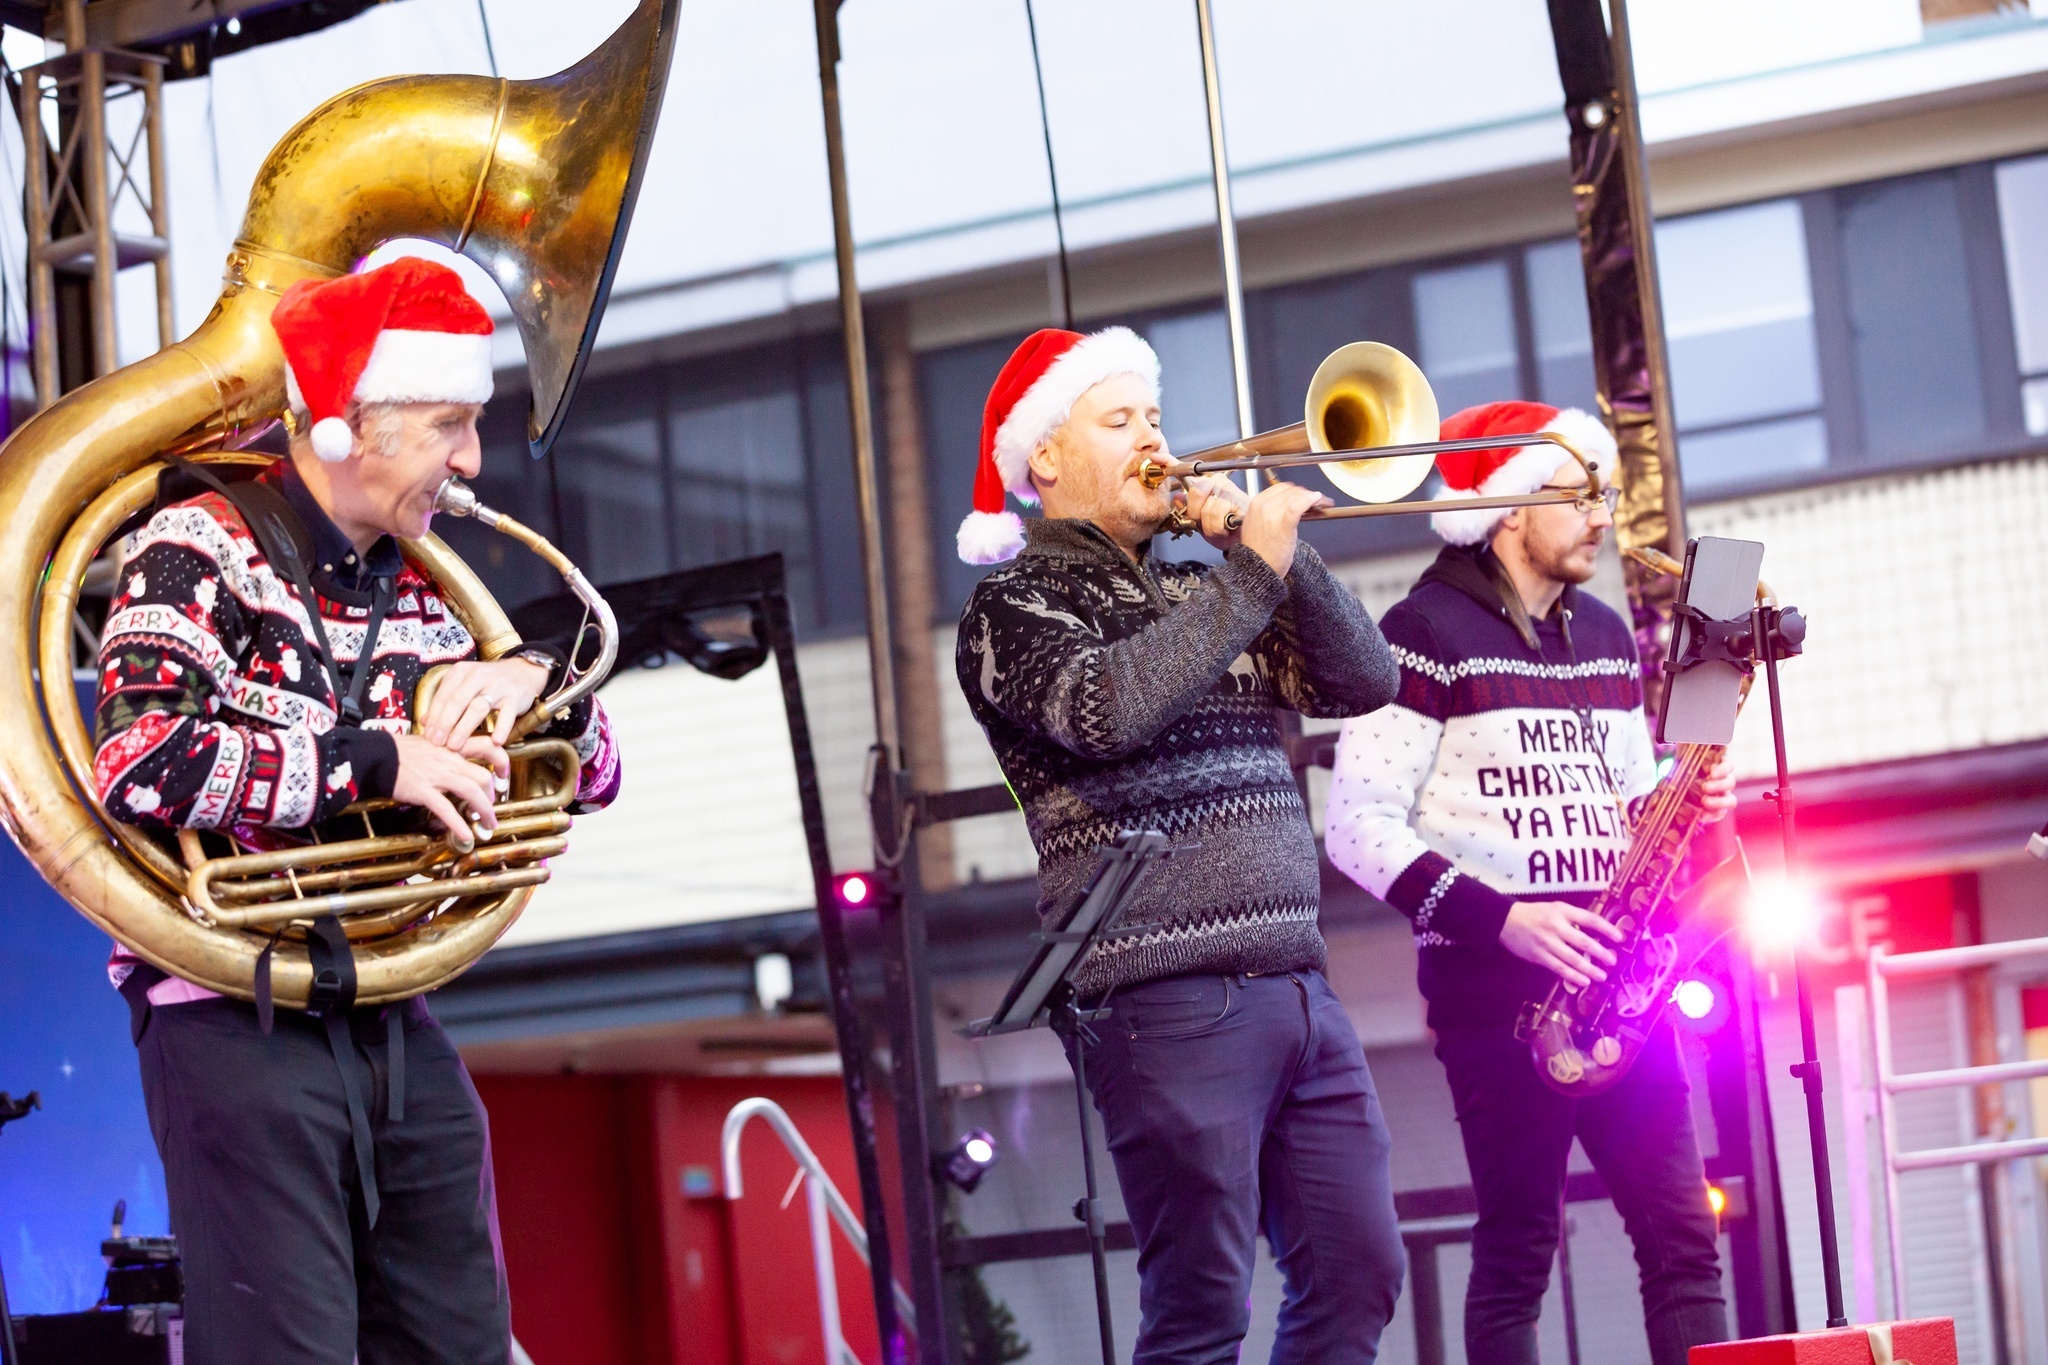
[1324,548,1655,1027]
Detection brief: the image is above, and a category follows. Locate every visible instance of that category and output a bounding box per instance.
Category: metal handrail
[722,1097,917,1354]
[1865,935,2048,1318]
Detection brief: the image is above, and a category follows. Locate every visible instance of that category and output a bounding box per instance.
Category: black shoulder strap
[169,458,359,718]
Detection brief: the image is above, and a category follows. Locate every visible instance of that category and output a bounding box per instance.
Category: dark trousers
[1070,970,1405,1364]
[1433,1022,1726,1365]
[135,996,510,1365]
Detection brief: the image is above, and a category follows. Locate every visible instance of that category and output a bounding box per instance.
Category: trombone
[1146,342,1602,532]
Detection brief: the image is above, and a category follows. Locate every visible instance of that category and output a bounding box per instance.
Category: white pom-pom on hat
[310,417,354,462]
[957,509,1026,566]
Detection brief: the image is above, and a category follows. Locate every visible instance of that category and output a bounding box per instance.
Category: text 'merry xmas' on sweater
[1324,546,1657,1029]
[956,517,1398,997]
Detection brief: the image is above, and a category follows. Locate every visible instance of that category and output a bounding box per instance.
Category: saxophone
[1514,548,1753,1097]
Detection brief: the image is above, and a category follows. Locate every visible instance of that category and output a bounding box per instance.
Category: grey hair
[286,400,408,459]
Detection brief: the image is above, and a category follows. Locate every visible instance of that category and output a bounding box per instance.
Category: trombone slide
[1147,430,1598,530]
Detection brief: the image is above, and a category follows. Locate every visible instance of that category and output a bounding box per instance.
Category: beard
[1523,526,1601,586]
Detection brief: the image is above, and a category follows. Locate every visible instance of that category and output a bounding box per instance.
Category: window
[668,389,816,621]
[553,392,670,587]
[448,337,863,637]
[1244,268,1435,561]
[1524,238,1599,413]
[1143,309,1239,455]
[1656,200,1827,491]
[1834,171,1990,460]
[1996,154,2048,435]
[1412,260,1520,417]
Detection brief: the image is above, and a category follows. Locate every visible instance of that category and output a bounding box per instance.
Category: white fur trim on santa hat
[1430,407,1617,546]
[991,326,1160,503]
[354,328,494,406]
[956,509,1027,565]
[284,329,494,424]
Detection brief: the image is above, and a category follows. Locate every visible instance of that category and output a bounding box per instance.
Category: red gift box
[1690,1319,1956,1365]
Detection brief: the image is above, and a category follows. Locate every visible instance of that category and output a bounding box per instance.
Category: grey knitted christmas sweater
[956,518,1398,995]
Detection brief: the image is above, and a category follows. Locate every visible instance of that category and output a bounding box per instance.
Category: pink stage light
[1673,979,1717,1021]
[1745,875,1819,953]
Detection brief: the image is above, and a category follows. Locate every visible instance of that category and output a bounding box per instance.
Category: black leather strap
[386,1004,406,1124]
[305,915,381,1224]
[322,1010,380,1228]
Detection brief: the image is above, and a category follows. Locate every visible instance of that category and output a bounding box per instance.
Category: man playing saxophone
[1323,400,1732,1365]
[92,257,619,1365]
[954,326,1406,1363]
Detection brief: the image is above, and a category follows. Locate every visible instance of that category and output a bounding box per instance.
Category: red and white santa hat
[956,325,1161,564]
[1430,400,1617,546]
[270,256,495,463]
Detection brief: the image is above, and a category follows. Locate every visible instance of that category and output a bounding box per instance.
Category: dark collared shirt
[276,460,405,594]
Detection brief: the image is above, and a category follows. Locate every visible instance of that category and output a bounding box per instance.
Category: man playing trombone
[953,326,1405,1363]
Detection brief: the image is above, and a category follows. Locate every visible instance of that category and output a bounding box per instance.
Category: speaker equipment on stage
[98,1203,184,1311]
[18,1306,181,1365]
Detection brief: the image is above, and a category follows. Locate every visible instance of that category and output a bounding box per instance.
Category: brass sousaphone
[0,0,680,1007]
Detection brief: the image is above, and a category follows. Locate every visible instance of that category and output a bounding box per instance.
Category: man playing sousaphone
[93,256,619,1364]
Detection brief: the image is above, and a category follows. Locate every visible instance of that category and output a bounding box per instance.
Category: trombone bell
[1305,342,1440,505]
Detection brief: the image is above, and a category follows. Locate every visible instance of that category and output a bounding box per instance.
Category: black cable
[477,0,500,78]
[1022,0,1071,328]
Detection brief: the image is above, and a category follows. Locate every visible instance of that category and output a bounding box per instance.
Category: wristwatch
[510,645,563,693]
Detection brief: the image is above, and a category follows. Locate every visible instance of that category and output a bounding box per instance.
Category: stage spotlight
[1707,1183,1728,1218]
[832,870,893,911]
[1670,976,1731,1033]
[1745,875,1818,953]
[935,1129,998,1193]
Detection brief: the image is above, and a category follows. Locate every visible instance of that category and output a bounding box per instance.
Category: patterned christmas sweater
[94,463,620,996]
[1323,545,1655,1029]
[956,518,1398,996]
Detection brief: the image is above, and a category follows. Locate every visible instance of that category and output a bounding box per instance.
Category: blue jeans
[1434,1022,1726,1365]
[1069,969,1404,1364]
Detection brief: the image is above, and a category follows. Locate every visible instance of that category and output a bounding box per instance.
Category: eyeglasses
[1540,484,1620,515]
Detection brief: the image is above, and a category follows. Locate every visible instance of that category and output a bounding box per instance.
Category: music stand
[965,830,1174,1365]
